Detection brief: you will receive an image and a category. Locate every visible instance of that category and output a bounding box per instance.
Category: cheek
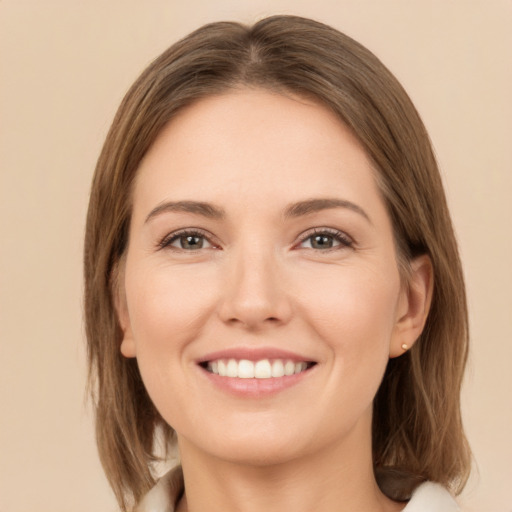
[294,262,400,387]
[297,261,400,340]
[126,262,218,341]
[123,263,219,388]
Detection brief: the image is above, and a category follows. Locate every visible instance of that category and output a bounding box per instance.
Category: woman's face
[118,89,417,465]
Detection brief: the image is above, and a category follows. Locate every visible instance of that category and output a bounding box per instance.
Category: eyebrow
[144,197,371,224]
[145,200,226,223]
[284,198,371,223]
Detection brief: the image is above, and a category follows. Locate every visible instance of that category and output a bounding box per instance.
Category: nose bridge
[218,239,291,328]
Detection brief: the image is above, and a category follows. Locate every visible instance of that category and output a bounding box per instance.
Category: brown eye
[298,229,353,251]
[163,231,214,251]
[309,234,336,249]
[176,235,205,249]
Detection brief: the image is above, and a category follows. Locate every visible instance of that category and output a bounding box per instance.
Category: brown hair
[84,15,471,510]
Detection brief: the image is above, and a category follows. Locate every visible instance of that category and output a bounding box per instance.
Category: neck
[176,418,403,512]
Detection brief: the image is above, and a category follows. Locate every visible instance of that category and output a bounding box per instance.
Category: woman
[84,15,471,512]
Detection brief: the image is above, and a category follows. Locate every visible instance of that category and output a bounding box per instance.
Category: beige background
[1,1,511,511]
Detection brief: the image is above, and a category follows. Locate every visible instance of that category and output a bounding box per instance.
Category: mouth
[200,358,317,379]
[196,348,318,396]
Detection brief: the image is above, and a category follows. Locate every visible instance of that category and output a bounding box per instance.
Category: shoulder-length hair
[84,15,471,511]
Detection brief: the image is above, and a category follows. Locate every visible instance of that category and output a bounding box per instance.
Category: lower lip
[199,366,315,398]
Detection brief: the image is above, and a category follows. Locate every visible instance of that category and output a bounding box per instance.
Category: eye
[298,229,353,250]
[171,234,211,250]
[159,229,216,251]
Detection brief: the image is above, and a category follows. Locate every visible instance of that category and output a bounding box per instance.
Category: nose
[217,246,293,330]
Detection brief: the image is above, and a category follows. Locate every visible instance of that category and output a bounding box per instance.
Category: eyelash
[158,228,215,251]
[296,227,354,251]
[157,227,354,252]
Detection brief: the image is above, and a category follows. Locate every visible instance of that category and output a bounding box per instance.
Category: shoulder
[403,482,459,512]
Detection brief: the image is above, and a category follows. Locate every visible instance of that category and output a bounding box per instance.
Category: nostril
[218,286,293,328]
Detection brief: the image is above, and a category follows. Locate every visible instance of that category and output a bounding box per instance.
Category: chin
[212,438,308,467]
[177,418,317,467]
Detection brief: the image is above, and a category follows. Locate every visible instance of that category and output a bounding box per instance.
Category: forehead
[133,88,383,217]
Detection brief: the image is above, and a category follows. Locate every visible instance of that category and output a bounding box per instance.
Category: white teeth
[294,362,307,374]
[284,360,295,376]
[217,360,227,377]
[206,358,311,379]
[271,360,285,377]
[254,359,272,378]
[238,359,255,379]
[226,359,238,377]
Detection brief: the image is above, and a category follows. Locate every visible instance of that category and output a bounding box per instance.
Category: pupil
[312,235,333,249]
[182,235,203,249]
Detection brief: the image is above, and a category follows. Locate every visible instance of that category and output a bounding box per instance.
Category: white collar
[135,466,183,512]
[136,467,459,512]
[403,482,459,511]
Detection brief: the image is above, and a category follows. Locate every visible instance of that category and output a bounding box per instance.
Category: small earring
[401,344,409,351]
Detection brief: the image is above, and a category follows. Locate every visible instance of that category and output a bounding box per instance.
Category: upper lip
[196,347,316,364]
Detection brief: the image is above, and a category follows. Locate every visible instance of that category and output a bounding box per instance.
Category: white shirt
[136,467,459,512]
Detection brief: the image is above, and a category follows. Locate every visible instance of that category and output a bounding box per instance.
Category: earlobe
[120,328,137,358]
[113,266,137,359]
[389,255,434,358]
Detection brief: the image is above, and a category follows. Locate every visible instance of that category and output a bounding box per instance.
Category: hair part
[84,15,470,510]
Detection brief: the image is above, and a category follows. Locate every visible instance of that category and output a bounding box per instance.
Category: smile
[204,359,315,379]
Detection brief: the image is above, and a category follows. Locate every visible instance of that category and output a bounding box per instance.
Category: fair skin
[117,89,432,512]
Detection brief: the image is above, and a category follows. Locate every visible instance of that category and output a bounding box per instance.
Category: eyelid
[157,227,220,251]
[156,226,354,252]
[294,227,354,250]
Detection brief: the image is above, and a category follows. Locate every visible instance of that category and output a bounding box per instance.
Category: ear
[389,255,434,358]
[113,263,137,359]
